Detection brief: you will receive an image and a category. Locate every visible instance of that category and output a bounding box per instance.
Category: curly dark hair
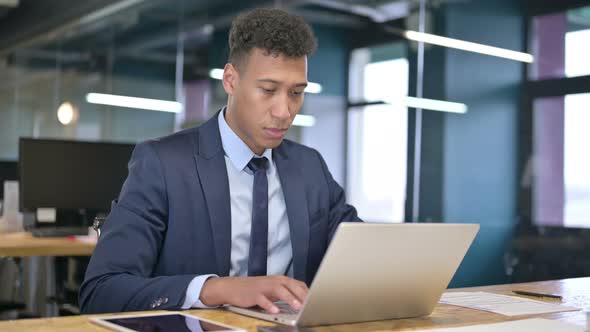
[228,8,317,69]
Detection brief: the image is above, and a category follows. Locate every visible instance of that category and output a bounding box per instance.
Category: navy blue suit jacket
[80,112,361,314]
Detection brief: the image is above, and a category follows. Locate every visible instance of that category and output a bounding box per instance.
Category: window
[564,93,590,226]
[527,4,590,228]
[533,93,590,227]
[347,45,408,222]
[530,5,590,80]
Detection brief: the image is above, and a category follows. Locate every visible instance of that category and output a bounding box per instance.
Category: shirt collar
[218,107,273,172]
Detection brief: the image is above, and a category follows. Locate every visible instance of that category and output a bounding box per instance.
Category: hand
[200,276,308,314]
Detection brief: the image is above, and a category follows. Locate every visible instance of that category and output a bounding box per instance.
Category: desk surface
[0,232,96,257]
[0,277,588,332]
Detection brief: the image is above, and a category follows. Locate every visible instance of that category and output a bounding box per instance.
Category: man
[80,8,361,315]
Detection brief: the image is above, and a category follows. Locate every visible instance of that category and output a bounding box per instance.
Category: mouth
[264,128,288,139]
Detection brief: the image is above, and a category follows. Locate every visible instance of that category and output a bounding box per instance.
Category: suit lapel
[274,144,310,282]
[193,113,232,276]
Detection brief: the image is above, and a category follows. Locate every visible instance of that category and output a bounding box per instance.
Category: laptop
[227,222,479,327]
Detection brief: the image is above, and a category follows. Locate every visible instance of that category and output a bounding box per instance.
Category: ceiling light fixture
[292,114,316,127]
[86,93,183,113]
[57,101,79,125]
[404,30,534,63]
[383,96,468,114]
[208,68,323,94]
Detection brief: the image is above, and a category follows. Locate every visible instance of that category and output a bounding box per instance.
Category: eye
[261,88,275,94]
[291,90,304,96]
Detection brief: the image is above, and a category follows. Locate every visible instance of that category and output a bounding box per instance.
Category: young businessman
[80,8,361,315]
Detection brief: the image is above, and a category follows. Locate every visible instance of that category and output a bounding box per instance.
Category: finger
[296,279,309,291]
[256,295,279,314]
[273,285,302,310]
[282,279,308,304]
[282,278,308,303]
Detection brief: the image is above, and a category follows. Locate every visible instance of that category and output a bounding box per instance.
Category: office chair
[0,257,37,319]
[92,215,106,238]
[43,215,105,317]
[40,215,107,316]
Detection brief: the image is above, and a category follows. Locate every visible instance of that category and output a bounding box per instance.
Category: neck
[224,105,265,155]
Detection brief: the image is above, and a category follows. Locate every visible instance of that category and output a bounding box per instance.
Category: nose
[271,95,291,121]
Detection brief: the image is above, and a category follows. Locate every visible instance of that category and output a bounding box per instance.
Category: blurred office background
[1,0,590,318]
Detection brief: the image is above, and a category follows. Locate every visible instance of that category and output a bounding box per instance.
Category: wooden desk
[0,277,588,332]
[0,232,96,316]
[0,232,96,257]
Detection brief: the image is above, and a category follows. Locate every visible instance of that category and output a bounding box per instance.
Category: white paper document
[439,292,579,316]
[417,318,583,332]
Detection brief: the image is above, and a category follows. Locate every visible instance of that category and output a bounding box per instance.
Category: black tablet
[90,312,245,332]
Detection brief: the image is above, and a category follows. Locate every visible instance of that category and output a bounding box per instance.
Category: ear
[222,63,239,96]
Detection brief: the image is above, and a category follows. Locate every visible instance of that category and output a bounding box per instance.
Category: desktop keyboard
[30,227,89,238]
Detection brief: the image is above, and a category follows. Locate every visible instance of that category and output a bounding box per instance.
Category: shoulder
[128,126,201,168]
[278,139,322,160]
[277,139,327,171]
[149,126,199,149]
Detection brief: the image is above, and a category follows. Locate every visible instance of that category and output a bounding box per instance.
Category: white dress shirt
[181,109,292,308]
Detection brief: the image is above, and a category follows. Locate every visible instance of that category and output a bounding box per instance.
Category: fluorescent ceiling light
[292,114,316,127]
[383,96,468,114]
[305,82,322,94]
[208,68,322,94]
[209,68,224,80]
[405,30,534,63]
[86,93,183,113]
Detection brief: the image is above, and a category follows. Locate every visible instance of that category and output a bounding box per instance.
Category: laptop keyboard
[275,301,300,315]
[250,301,300,316]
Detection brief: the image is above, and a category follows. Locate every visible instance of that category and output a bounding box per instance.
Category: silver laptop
[227,222,479,327]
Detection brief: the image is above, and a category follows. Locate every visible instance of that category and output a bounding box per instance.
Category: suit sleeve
[314,149,363,240]
[79,141,196,314]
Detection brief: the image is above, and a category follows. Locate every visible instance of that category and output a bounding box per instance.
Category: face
[222,48,308,155]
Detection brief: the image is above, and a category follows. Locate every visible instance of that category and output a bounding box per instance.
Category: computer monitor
[19,138,135,218]
[0,160,18,201]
